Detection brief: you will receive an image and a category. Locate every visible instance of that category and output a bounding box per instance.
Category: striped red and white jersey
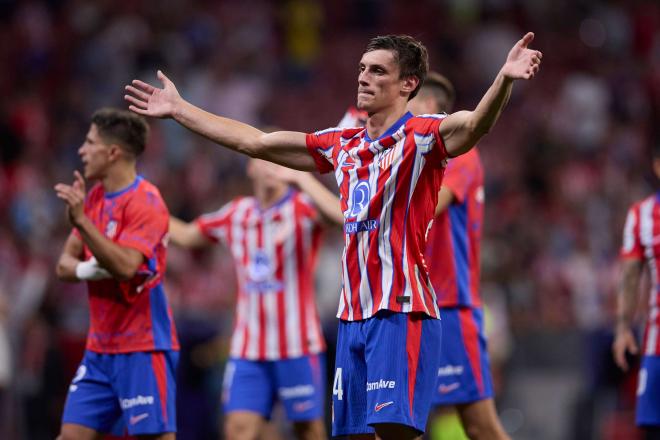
[195,190,326,361]
[621,193,660,356]
[425,148,485,308]
[306,112,448,321]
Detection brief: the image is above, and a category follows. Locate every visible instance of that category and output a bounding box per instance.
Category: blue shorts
[636,355,660,426]
[433,307,494,406]
[222,353,326,421]
[332,311,442,436]
[62,350,178,436]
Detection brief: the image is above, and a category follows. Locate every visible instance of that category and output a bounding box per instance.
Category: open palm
[501,32,542,80]
[124,70,180,118]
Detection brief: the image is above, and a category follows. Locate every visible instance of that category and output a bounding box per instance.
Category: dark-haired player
[125,32,541,439]
[55,108,178,439]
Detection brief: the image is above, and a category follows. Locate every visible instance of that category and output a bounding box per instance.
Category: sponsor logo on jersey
[245,250,283,292]
[437,364,464,377]
[366,379,396,391]
[120,395,155,410]
[129,413,149,425]
[348,180,371,217]
[438,382,461,394]
[279,384,315,399]
[344,219,379,234]
[374,401,394,412]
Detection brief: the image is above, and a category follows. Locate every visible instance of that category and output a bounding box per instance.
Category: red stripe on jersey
[406,314,423,417]
[239,205,254,359]
[197,192,326,360]
[459,308,484,395]
[151,352,168,422]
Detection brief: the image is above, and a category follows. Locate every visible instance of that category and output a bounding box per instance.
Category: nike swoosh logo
[129,413,149,425]
[439,382,460,394]
[374,401,394,412]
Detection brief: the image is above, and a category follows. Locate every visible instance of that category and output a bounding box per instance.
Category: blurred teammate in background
[169,158,342,440]
[408,73,509,440]
[613,145,660,439]
[125,32,541,440]
[54,108,179,440]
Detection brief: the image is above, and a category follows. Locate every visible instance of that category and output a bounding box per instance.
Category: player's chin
[356,99,373,112]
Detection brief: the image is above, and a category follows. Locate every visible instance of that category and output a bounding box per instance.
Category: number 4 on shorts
[333,367,343,401]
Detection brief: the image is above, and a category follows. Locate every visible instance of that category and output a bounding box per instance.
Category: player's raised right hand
[124,70,180,119]
[612,325,639,371]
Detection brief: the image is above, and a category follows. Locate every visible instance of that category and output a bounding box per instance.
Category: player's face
[247,159,287,190]
[357,49,406,113]
[79,124,112,180]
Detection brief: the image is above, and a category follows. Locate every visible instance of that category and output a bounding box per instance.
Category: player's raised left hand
[54,170,87,227]
[500,32,542,80]
[124,70,181,119]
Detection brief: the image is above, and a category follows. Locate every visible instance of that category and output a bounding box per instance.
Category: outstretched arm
[612,258,644,371]
[124,71,316,171]
[169,217,209,249]
[278,168,344,226]
[440,32,542,157]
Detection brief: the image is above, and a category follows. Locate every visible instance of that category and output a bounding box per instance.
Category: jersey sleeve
[296,192,322,224]
[415,115,449,168]
[620,204,644,260]
[305,128,343,174]
[195,200,236,244]
[117,190,169,260]
[442,153,476,203]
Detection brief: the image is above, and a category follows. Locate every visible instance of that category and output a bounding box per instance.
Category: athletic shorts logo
[120,395,155,410]
[293,400,315,413]
[374,401,394,412]
[69,364,87,392]
[348,180,370,217]
[637,368,647,396]
[366,379,396,391]
[438,382,461,394]
[129,413,149,425]
[279,384,315,399]
[437,365,464,377]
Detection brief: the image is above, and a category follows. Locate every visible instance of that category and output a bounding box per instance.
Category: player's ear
[108,143,125,162]
[401,75,419,96]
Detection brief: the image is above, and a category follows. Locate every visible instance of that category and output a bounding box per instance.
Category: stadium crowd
[0,0,658,438]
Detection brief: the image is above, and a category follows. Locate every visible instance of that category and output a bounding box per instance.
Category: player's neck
[366,101,408,140]
[102,165,138,194]
[255,184,290,210]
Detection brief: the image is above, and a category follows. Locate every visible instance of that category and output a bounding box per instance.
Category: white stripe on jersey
[647,307,659,355]
[622,209,638,254]
[377,140,405,311]
[245,207,261,359]
[229,200,252,356]
[282,200,303,358]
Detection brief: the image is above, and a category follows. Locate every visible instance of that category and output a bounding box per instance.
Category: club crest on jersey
[348,180,370,217]
[105,220,117,238]
[378,148,396,170]
[248,250,273,282]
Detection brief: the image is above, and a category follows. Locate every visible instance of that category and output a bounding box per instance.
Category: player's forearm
[616,259,643,329]
[56,253,82,281]
[468,72,513,142]
[169,217,207,248]
[173,99,265,156]
[295,174,344,226]
[74,217,142,281]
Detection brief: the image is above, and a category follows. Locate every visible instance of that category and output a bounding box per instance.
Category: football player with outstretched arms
[125,32,541,440]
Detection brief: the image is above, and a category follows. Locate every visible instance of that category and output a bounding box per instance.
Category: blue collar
[257,187,294,212]
[105,176,142,199]
[364,111,413,142]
